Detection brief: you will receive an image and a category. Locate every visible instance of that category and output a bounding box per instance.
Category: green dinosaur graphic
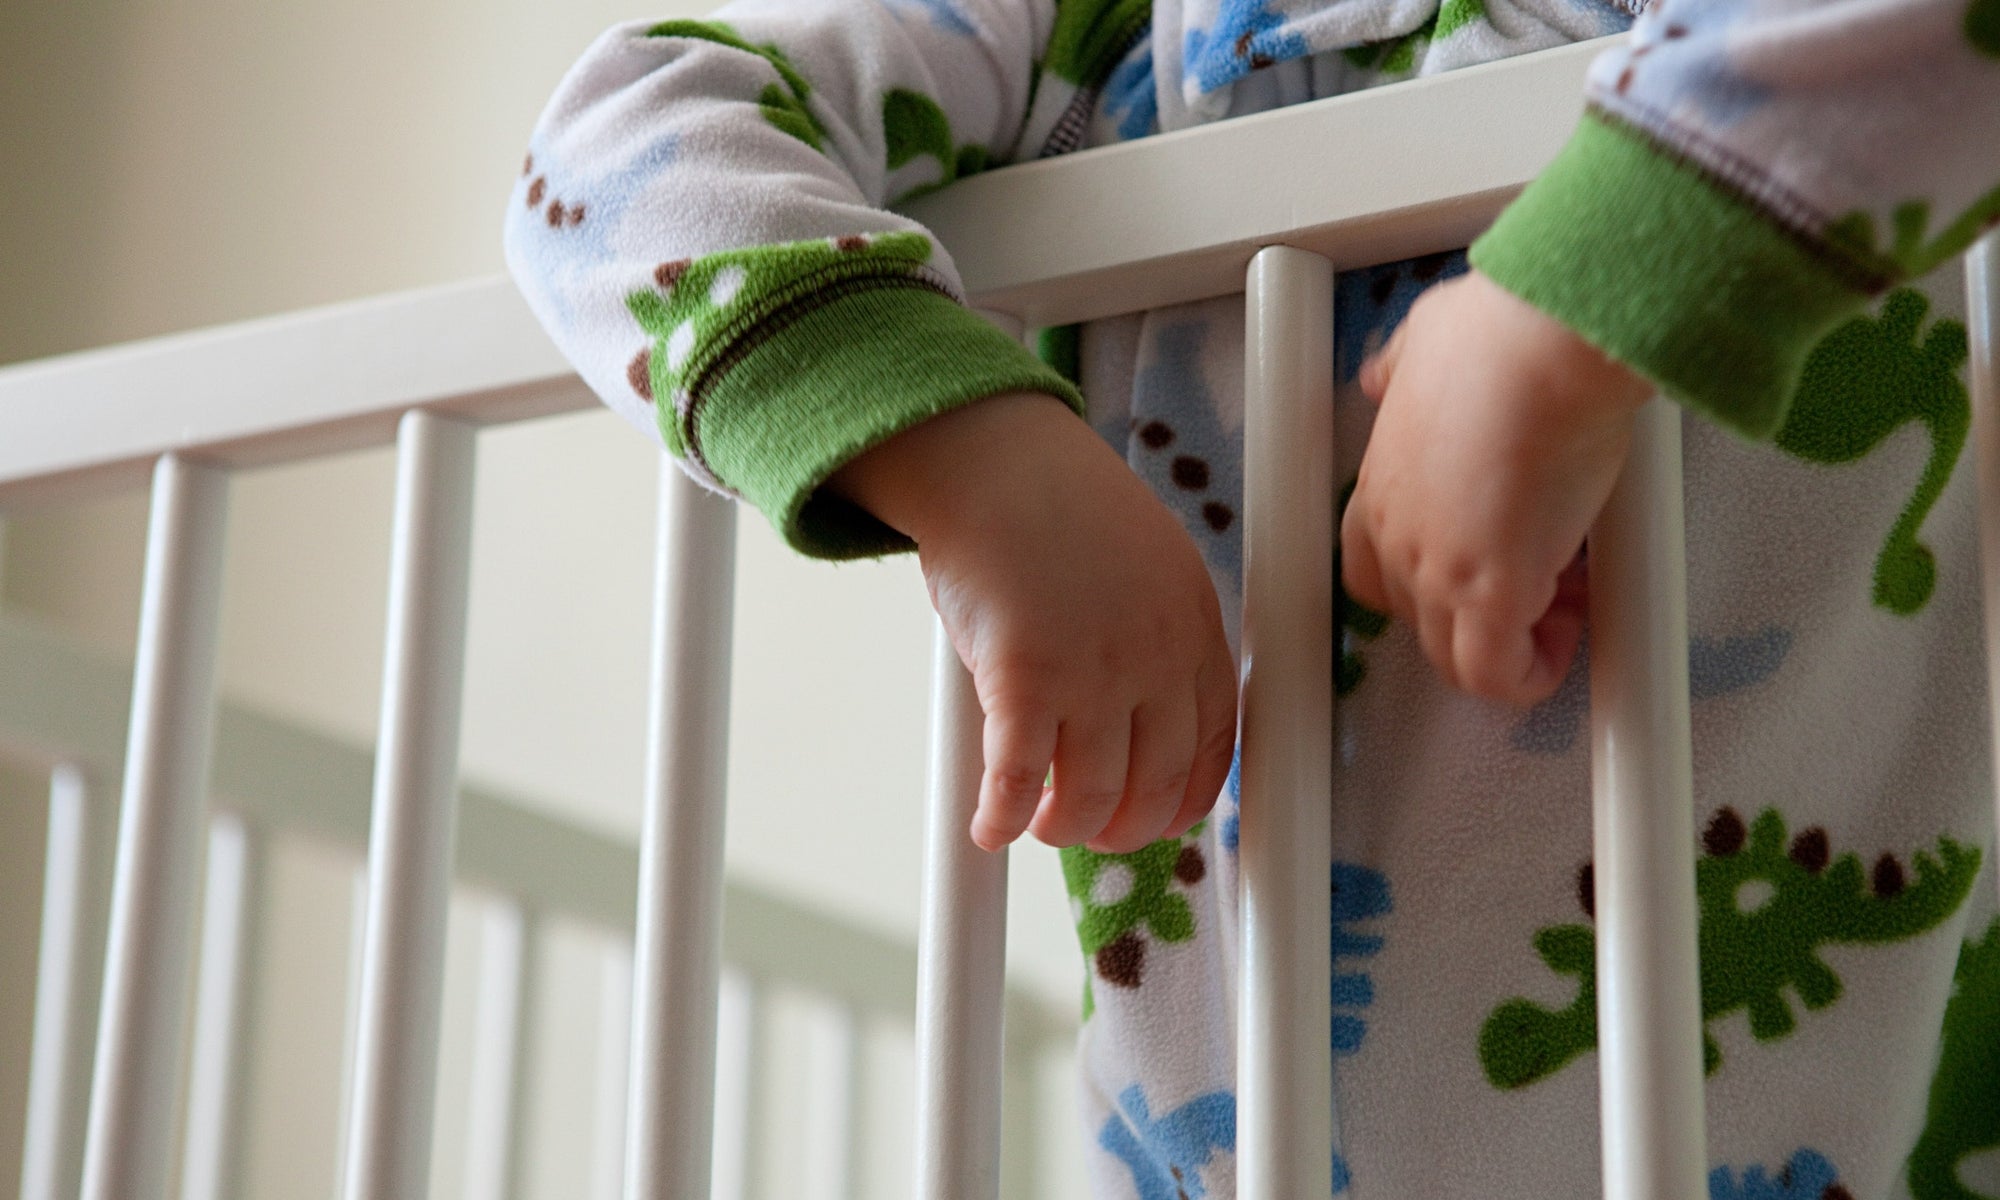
[1334,478,1390,696]
[647,20,828,149]
[1043,0,1151,86]
[1907,915,2000,1200]
[1342,10,1438,75]
[882,88,992,205]
[1826,184,2000,282]
[1433,0,1487,41]
[1480,807,1981,1090]
[1774,288,1969,615]
[624,231,936,459]
[1062,827,1206,1017]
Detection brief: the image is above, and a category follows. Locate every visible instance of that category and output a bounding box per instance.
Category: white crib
[0,34,1994,1200]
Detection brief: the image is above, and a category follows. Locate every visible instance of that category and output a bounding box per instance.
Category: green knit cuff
[1470,107,1879,440]
[694,284,1085,559]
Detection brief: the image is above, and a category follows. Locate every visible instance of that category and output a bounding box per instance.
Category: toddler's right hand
[828,392,1238,854]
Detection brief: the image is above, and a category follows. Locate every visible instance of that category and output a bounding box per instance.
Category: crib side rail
[0,40,1603,514]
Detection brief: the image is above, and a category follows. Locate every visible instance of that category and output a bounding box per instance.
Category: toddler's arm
[1345,0,2000,705]
[827,393,1237,854]
[507,3,1235,851]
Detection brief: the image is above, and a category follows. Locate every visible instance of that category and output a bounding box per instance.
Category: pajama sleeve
[503,0,1085,559]
[1469,0,2000,439]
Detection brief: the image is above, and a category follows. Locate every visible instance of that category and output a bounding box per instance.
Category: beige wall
[0,0,1086,1195]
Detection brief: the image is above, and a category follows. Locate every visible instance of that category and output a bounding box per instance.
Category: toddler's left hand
[1341,270,1653,706]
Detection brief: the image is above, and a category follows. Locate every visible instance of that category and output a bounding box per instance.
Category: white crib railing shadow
[0,612,1077,1200]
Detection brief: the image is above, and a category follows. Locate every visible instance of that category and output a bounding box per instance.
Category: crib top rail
[0,38,1602,511]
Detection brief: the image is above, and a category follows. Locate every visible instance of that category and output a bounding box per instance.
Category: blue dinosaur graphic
[1333,251,1471,382]
[1220,745,1242,853]
[1099,1082,1365,1196]
[1330,862,1390,1055]
[1510,626,1793,755]
[884,0,978,35]
[1709,1148,1844,1200]
[1103,41,1160,139]
[1099,1086,1237,1200]
[1183,0,1311,92]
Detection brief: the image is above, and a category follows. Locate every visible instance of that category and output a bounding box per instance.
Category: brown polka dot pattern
[1201,502,1234,532]
[627,348,654,401]
[1577,860,1596,918]
[1139,420,1175,449]
[1703,808,1747,857]
[655,259,691,290]
[834,234,869,252]
[1872,853,1906,897]
[1096,932,1145,989]
[527,176,547,207]
[1174,844,1206,886]
[1788,827,1829,874]
[1171,456,1210,490]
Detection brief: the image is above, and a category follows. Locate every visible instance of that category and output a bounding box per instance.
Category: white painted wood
[1968,235,2000,911]
[591,946,635,1200]
[334,871,368,1200]
[20,765,111,1200]
[800,1004,860,1200]
[463,901,537,1200]
[913,624,1009,1200]
[179,815,260,1200]
[1588,398,1707,1200]
[1237,247,1337,1200]
[709,972,759,1200]
[0,279,585,508]
[625,462,738,1200]
[81,454,231,1200]
[903,39,1605,326]
[340,411,479,1200]
[0,42,1608,510]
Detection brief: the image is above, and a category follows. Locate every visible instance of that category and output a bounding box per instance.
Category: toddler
[506,0,2000,1192]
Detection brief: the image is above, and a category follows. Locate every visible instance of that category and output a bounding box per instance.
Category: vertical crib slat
[709,972,762,1200]
[179,815,261,1200]
[21,765,110,1200]
[624,461,737,1200]
[591,946,634,1200]
[334,870,368,1200]
[1967,235,2000,912]
[463,901,537,1200]
[1587,396,1707,1200]
[998,1042,1040,1200]
[339,410,478,1200]
[914,622,1008,1200]
[1238,246,1337,1200]
[801,1004,860,1200]
[81,453,231,1200]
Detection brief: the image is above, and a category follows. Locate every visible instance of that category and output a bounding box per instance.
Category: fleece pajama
[503,0,2000,1192]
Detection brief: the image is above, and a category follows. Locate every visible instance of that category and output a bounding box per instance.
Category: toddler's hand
[829,393,1237,853]
[1341,270,1653,706]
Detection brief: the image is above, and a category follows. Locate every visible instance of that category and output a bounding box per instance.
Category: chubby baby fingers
[1029,712,1132,849]
[971,709,1058,852]
[1087,699,1198,854]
